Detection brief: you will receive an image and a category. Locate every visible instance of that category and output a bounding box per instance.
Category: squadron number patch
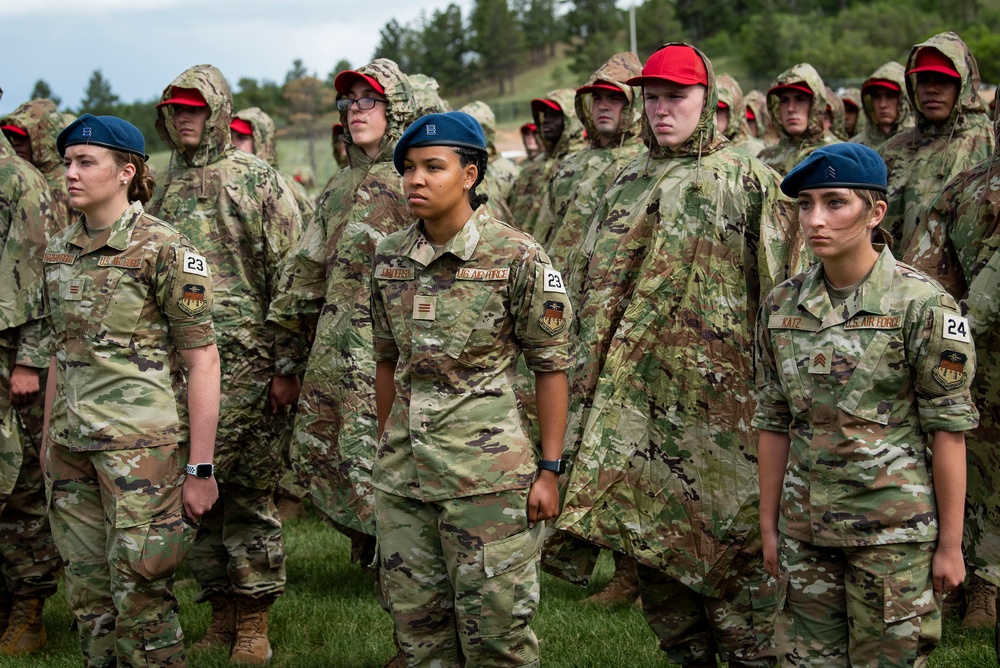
[543,267,566,294]
[182,251,209,277]
[178,284,208,316]
[942,313,971,343]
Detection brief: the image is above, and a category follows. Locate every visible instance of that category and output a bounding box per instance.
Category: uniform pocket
[480,521,545,639]
[838,330,905,425]
[95,267,148,348]
[883,567,936,624]
[749,571,787,648]
[443,283,505,368]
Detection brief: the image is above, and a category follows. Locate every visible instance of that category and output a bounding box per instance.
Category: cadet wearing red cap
[850,61,913,151]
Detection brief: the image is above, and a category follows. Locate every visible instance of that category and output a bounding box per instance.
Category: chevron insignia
[826,165,836,179]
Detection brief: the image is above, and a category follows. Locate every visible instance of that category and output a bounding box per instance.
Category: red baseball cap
[746,107,756,121]
[768,82,813,97]
[157,87,207,109]
[842,98,859,110]
[531,98,563,115]
[520,123,537,134]
[334,70,385,96]
[626,45,708,87]
[862,78,902,94]
[907,48,960,78]
[332,123,345,137]
[717,101,729,109]
[576,81,624,96]
[0,125,27,137]
[230,118,253,135]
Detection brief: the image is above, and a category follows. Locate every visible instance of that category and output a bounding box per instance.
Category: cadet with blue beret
[755,142,976,666]
[44,114,221,667]
[371,111,572,667]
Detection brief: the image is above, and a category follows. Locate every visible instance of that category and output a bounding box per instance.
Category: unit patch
[98,255,142,269]
[178,284,208,316]
[538,300,566,335]
[932,350,968,390]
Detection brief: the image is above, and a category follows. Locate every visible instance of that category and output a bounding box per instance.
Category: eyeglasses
[337,97,388,111]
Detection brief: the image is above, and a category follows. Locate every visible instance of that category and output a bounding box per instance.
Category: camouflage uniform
[43,201,216,667]
[534,52,644,267]
[839,87,867,139]
[850,62,913,152]
[0,126,60,653]
[754,247,978,666]
[881,32,994,254]
[745,89,780,147]
[1,98,73,230]
[409,73,451,119]
[758,64,840,176]
[233,107,316,219]
[266,59,414,552]
[906,114,1000,592]
[825,86,847,141]
[459,101,520,211]
[508,89,586,237]
[149,65,302,608]
[371,207,573,667]
[547,44,802,666]
[718,74,766,158]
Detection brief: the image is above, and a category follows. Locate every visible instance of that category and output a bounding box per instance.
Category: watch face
[193,463,214,478]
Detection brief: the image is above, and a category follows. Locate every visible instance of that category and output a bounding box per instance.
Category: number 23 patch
[942,313,971,343]
[183,251,209,277]
[543,267,566,294]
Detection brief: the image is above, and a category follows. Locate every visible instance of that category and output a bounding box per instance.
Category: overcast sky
[0,0,474,115]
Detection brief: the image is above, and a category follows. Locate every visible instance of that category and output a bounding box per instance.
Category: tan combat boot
[0,597,46,655]
[193,596,237,651]
[230,596,273,665]
[962,575,997,628]
[582,553,641,606]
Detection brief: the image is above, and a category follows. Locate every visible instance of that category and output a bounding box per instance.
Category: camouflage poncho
[758,63,840,176]
[149,64,303,489]
[850,61,914,152]
[745,89,779,146]
[533,52,644,266]
[549,44,803,598]
[233,106,315,218]
[881,32,995,254]
[508,89,586,236]
[717,73,765,157]
[266,58,415,535]
[1,98,72,231]
[906,112,1000,586]
[826,86,847,141]
[839,86,867,138]
[459,101,520,208]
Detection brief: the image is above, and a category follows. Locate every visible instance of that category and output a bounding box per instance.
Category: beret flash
[57,114,148,161]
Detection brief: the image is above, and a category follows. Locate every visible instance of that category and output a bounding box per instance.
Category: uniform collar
[404,207,488,267]
[67,201,144,253]
[796,245,896,326]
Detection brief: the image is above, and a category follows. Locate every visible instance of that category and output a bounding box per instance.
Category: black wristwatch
[538,459,566,475]
[185,463,215,479]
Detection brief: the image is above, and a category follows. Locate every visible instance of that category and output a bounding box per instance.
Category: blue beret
[393,112,487,175]
[780,143,887,197]
[57,114,148,161]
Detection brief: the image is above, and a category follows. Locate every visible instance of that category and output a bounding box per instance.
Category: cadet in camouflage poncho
[717,74,766,157]
[850,61,913,151]
[231,107,316,218]
[459,101,520,210]
[881,31,994,255]
[0,95,57,655]
[745,89,780,147]
[533,52,644,268]
[507,89,585,237]
[549,43,802,666]
[839,87,865,138]
[758,64,840,176]
[824,86,847,141]
[150,64,303,664]
[906,111,1000,632]
[757,143,976,667]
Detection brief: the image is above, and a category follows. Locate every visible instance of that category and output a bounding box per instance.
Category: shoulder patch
[178,284,208,316]
[542,267,566,294]
[538,300,566,335]
[932,350,969,390]
[941,313,971,344]
[375,264,415,281]
[182,251,209,277]
[456,267,510,281]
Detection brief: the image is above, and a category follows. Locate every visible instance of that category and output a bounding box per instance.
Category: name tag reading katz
[413,295,436,321]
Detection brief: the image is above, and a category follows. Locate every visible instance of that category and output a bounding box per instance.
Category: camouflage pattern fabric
[266,58,414,537]
[777,537,939,667]
[839,87,867,139]
[459,101,520,208]
[745,89,780,147]
[46,442,194,667]
[881,32,994,254]
[906,114,1000,587]
[549,45,803,608]
[758,63,841,176]
[826,86,847,140]
[1,98,73,231]
[717,73,766,157]
[637,563,779,666]
[233,106,316,218]
[44,201,216,451]
[850,61,914,151]
[508,88,586,237]
[375,488,543,668]
[754,248,977,547]
[370,207,573,501]
[409,73,452,119]
[534,52,644,265]
[149,64,302,488]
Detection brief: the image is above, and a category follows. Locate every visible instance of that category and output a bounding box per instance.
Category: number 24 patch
[942,313,971,343]
[183,251,209,277]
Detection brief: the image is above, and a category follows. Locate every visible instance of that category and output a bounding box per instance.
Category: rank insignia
[539,300,566,335]
[932,350,968,390]
[178,284,208,316]
[808,345,832,374]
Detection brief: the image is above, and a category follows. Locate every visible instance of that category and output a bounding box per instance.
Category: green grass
[0,511,995,667]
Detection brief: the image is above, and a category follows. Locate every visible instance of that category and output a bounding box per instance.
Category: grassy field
[1,509,996,668]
